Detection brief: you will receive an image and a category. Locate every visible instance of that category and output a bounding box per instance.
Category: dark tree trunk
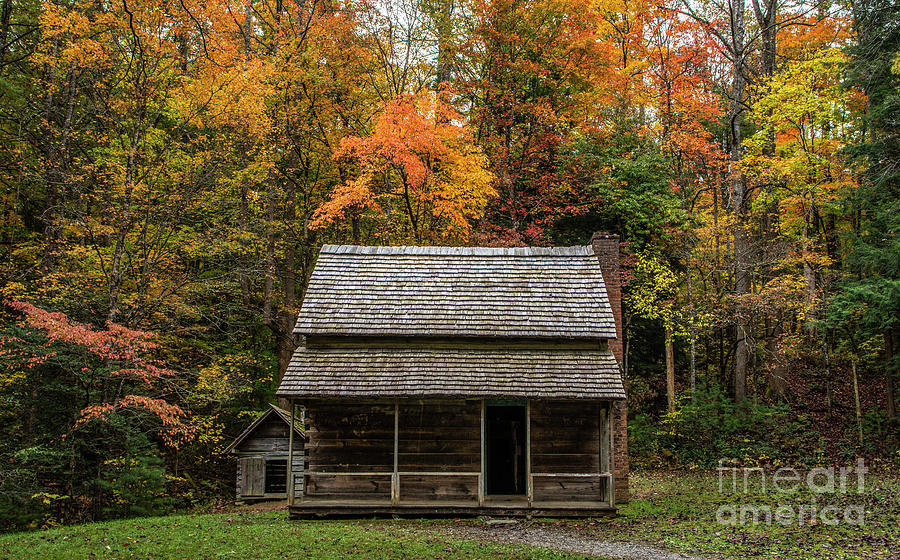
[766,311,787,397]
[433,0,454,87]
[665,326,676,412]
[0,0,12,68]
[729,0,750,404]
[262,170,277,325]
[886,329,896,420]
[108,110,142,322]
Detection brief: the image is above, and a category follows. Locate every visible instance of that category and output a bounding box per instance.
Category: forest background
[0,0,897,531]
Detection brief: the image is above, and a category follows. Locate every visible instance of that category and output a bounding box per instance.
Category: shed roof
[294,244,617,339]
[276,345,625,399]
[223,404,306,454]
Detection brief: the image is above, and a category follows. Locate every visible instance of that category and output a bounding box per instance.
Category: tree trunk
[752,0,787,399]
[751,0,777,79]
[0,0,12,69]
[885,329,896,420]
[237,9,253,305]
[666,325,676,412]
[275,173,299,409]
[433,0,454,88]
[803,203,818,334]
[852,360,862,445]
[687,260,697,400]
[766,312,787,397]
[108,110,143,322]
[40,37,60,273]
[282,178,297,312]
[238,155,252,305]
[732,187,750,404]
[262,169,277,325]
[274,311,294,411]
[730,0,750,404]
[824,332,833,418]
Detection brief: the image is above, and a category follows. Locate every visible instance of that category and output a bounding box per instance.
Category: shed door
[241,457,265,497]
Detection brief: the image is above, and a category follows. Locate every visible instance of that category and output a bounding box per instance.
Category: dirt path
[442,522,731,560]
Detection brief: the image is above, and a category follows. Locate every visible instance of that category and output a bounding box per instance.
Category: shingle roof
[294,244,617,339]
[276,346,625,399]
[223,404,306,454]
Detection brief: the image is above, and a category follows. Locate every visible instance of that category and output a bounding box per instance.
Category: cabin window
[264,459,288,494]
[485,404,527,495]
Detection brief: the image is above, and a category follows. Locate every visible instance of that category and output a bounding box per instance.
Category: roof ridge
[319,244,595,257]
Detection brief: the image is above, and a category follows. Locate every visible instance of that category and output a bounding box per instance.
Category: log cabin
[276,232,629,517]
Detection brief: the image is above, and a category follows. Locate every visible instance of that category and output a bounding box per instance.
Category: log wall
[303,400,394,498]
[531,400,605,502]
[397,399,480,501]
[300,398,611,504]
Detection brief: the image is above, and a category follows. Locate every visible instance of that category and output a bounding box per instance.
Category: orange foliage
[312,92,495,242]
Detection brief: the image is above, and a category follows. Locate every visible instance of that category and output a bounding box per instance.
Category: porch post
[526,399,533,506]
[392,398,399,505]
[287,398,295,506]
[599,401,607,503]
[607,402,616,506]
[478,399,485,506]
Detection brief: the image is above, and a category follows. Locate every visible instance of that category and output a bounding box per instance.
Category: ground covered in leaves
[589,471,900,559]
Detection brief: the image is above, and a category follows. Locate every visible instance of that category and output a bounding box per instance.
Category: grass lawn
[577,471,900,560]
[0,514,590,560]
[0,471,896,560]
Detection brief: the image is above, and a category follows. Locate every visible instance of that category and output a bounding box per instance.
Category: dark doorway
[264,459,287,494]
[485,404,527,495]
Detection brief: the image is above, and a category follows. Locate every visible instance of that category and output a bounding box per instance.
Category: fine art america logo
[715,459,867,526]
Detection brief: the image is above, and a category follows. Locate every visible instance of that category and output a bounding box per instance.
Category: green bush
[629,386,820,470]
[93,419,175,520]
[0,445,71,531]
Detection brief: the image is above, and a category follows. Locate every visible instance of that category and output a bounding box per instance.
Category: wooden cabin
[276,233,629,517]
[225,404,307,502]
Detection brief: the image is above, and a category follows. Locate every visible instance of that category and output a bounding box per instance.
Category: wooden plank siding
[232,409,306,501]
[296,398,611,510]
[236,415,293,453]
[303,400,394,499]
[531,401,609,503]
[397,399,480,501]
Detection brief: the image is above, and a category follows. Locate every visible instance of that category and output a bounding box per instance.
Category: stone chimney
[591,231,629,502]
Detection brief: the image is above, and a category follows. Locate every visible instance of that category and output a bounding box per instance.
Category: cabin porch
[285,398,618,517]
[288,497,614,518]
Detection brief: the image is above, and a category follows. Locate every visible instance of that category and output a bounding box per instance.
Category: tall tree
[842,0,900,420]
[678,0,752,402]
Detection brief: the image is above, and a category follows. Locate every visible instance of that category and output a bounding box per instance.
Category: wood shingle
[278,345,625,399]
[293,244,618,339]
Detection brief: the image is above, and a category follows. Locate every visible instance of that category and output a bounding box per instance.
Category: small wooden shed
[225,404,307,502]
[276,233,628,517]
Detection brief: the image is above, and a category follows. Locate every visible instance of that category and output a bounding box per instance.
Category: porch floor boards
[288,497,614,518]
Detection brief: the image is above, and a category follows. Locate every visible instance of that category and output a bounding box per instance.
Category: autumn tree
[457,0,617,243]
[0,301,194,524]
[626,252,684,411]
[312,92,495,243]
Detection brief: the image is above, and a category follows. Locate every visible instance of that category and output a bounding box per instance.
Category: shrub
[629,386,819,470]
